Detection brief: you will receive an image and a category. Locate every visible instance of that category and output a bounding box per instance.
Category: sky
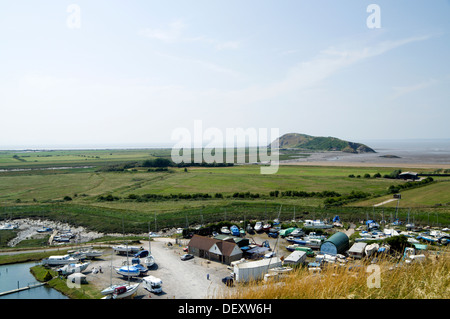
[0,0,449,149]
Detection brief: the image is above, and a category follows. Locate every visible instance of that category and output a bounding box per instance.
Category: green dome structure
[320,232,350,255]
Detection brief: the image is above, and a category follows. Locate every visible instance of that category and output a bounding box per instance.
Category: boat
[407,237,420,244]
[254,222,263,233]
[239,227,246,236]
[332,215,343,227]
[290,228,304,237]
[42,254,79,266]
[142,275,163,294]
[102,283,140,299]
[144,224,156,268]
[365,243,379,257]
[417,235,438,243]
[145,254,155,268]
[377,245,390,255]
[131,258,149,275]
[220,226,231,234]
[262,223,272,232]
[115,265,141,278]
[286,236,307,245]
[306,238,322,249]
[81,247,104,259]
[303,219,332,229]
[0,222,18,230]
[273,218,280,226]
[37,226,53,233]
[112,244,142,255]
[279,227,295,238]
[230,225,240,236]
[383,228,399,236]
[57,262,90,276]
[68,251,87,261]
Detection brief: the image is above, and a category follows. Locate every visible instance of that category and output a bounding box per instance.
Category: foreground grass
[222,253,449,299]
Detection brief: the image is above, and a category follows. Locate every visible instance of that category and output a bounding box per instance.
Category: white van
[142,275,163,294]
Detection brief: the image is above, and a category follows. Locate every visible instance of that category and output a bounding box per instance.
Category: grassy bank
[30,265,103,299]
[222,253,450,299]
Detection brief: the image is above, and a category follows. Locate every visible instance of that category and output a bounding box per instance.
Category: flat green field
[0,165,404,203]
[1,149,449,233]
[354,180,450,208]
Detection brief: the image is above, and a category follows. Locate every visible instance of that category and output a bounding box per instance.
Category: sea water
[0,262,69,299]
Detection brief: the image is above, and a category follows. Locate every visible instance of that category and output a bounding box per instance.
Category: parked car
[268,231,278,238]
[180,254,194,261]
[221,276,234,287]
[134,250,149,258]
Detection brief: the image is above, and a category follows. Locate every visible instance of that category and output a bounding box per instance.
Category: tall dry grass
[220,252,449,299]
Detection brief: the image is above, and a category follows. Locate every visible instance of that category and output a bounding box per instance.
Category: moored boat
[254,222,263,233]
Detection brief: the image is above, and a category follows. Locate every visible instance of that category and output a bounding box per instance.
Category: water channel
[0,262,69,299]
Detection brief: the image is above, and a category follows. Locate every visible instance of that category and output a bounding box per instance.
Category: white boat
[68,251,87,260]
[383,228,399,237]
[42,254,79,266]
[112,244,141,255]
[144,254,155,268]
[290,228,304,237]
[57,262,90,276]
[142,275,163,294]
[102,283,140,299]
[0,222,18,230]
[81,247,104,259]
[144,228,155,268]
[407,237,420,244]
[306,238,322,249]
[220,226,230,234]
[254,222,263,233]
[37,226,52,233]
[365,243,379,257]
[303,219,332,229]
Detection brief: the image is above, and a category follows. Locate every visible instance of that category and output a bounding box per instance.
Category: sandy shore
[280,150,450,169]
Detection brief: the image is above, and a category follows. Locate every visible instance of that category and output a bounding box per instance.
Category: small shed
[320,232,350,255]
[233,257,282,283]
[67,273,88,285]
[283,250,307,266]
[348,242,367,259]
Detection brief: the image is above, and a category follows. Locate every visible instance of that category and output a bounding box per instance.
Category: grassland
[0,148,449,234]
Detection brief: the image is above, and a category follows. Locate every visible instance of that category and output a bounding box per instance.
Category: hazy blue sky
[1,1,449,148]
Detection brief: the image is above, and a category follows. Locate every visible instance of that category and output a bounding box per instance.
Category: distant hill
[270,133,376,153]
